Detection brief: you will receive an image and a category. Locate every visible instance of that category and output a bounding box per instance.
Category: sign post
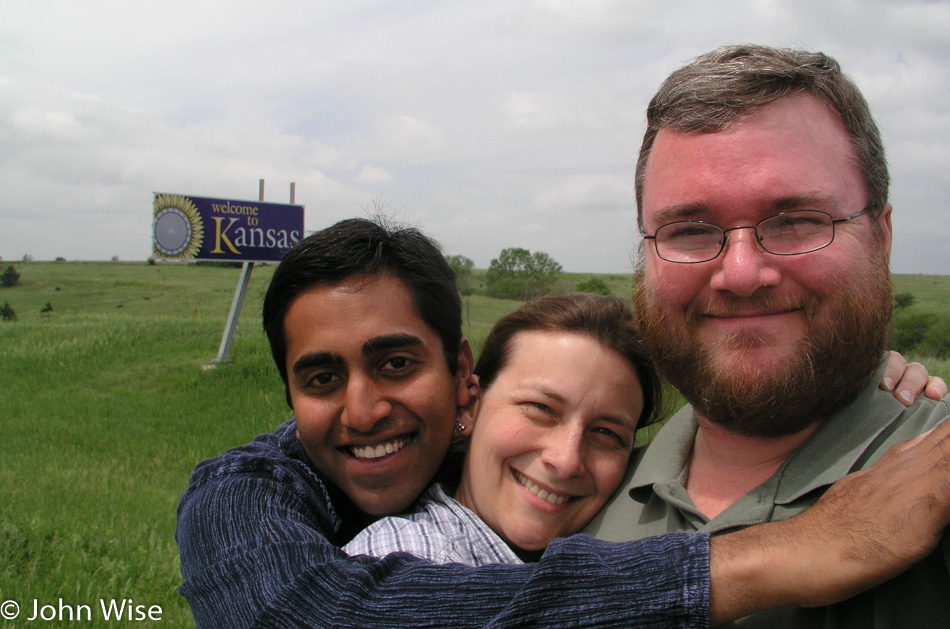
[213,180,264,364]
[213,258,254,363]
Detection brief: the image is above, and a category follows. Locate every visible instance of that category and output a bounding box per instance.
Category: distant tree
[576,277,612,296]
[486,247,562,300]
[446,254,475,295]
[1,302,16,321]
[917,316,950,359]
[22,254,33,263]
[55,256,66,262]
[1,265,20,288]
[195,260,243,269]
[894,291,916,310]
[892,312,935,355]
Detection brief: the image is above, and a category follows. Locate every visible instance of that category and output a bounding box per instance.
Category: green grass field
[0,262,947,627]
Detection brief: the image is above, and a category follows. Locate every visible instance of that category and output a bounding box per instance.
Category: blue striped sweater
[176,419,709,628]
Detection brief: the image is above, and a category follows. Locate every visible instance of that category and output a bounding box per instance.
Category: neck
[685,416,819,520]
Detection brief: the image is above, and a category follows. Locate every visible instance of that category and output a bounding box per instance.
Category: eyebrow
[768,194,839,212]
[515,383,638,430]
[362,333,424,356]
[648,202,707,227]
[649,193,840,228]
[515,383,568,406]
[291,334,426,377]
[292,352,342,377]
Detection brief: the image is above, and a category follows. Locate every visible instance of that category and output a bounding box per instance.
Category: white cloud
[354,163,395,185]
[1,0,948,274]
[371,114,445,160]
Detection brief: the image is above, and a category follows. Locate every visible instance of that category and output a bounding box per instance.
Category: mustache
[684,293,818,320]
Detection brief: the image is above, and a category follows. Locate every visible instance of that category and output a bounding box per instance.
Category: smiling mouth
[705,305,802,319]
[700,296,804,320]
[347,434,415,460]
[513,470,571,505]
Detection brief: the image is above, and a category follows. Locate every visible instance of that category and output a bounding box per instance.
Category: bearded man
[585,44,950,628]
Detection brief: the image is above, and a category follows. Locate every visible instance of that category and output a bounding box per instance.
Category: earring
[455,419,467,434]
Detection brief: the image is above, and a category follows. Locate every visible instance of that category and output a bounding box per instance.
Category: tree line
[446,254,950,360]
[3,257,947,361]
[448,248,566,301]
[892,292,950,359]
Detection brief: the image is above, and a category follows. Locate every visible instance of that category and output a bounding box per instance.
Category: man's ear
[877,202,893,260]
[455,338,478,436]
[457,374,480,437]
[455,338,476,406]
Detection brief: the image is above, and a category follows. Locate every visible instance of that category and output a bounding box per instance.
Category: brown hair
[635,44,888,231]
[474,292,666,429]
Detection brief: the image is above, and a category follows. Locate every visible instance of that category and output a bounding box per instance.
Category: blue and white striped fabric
[344,484,523,566]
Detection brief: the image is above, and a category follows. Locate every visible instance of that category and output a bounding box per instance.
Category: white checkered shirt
[343,484,522,566]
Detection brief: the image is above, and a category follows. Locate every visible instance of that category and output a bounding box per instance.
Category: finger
[889,417,950,462]
[894,362,930,407]
[879,427,935,458]
[925,376,948,401]
[879,350,907,393]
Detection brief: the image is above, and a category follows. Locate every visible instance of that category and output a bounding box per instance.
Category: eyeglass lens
[654,210,836,262]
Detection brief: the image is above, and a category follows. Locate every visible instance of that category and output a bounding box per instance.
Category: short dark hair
[474,292,666,429]
[262,218,462,401]
[636,44,888,231]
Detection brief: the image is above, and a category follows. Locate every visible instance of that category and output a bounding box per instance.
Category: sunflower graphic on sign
[152,194,204,259]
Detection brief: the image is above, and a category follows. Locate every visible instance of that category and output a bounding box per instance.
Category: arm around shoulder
[178,466,712,627]
[708,414,950,626]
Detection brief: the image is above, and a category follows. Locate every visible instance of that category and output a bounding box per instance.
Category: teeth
[351,436,410,460]
[513,471,569,505]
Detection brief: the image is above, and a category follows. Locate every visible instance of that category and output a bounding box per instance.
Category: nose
[341,374,393,432]
[709,227,781,297]
[540,424,587,480]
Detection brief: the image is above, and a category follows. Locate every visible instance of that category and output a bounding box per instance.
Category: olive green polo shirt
[584,362,950,628]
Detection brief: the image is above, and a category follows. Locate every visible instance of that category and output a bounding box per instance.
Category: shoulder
[184,419,326,495]
[845,381,950,449]
[177,418,343,548]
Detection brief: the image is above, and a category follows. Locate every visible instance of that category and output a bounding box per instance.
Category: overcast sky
[2,0,948,274]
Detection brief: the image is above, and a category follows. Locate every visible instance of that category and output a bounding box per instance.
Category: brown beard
[633,250,893,438]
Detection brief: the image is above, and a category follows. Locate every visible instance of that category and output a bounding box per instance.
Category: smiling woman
[343,292,665,564]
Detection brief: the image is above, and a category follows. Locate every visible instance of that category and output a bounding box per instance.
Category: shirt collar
[629,360,903,505]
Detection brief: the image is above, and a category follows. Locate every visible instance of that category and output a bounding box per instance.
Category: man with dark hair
[263,218,466,389]
[587,44,950,627]
[178,216,950,629]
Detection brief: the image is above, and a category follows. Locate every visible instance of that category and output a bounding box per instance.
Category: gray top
[585,361,950,628]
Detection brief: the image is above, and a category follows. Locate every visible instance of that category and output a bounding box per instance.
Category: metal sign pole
[211,179,263,364]
[212,258,254,364]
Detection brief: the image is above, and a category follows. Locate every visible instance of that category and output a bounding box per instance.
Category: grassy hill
[0,261,947,626]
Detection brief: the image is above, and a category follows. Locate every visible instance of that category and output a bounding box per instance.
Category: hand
[880,350,948,406]
[709,417,950,624]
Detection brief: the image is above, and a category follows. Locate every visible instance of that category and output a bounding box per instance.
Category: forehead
[499,330,644,425]
[642,93,865,225]
[504,331,641,388]
[282,274,440,363]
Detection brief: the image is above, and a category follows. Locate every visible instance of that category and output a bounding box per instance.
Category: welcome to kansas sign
[152,193,304,262]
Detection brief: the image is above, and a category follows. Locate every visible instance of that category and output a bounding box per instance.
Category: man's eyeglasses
[641,208,870,264]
